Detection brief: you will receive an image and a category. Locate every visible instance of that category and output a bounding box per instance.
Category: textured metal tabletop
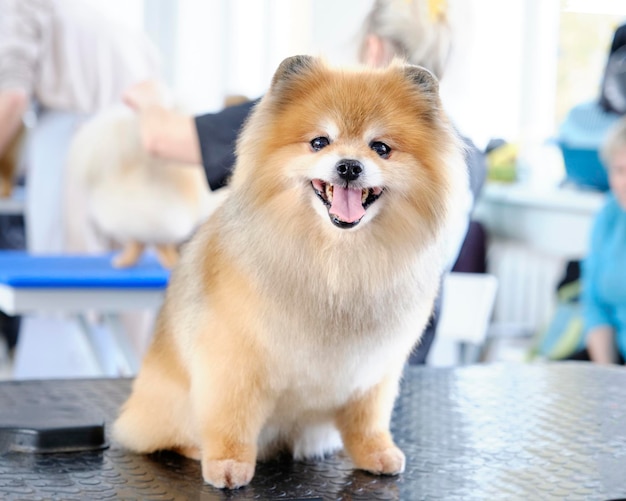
[1,362,625,500]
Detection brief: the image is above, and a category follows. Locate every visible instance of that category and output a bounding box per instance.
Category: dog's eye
[370,141,391,159]
[310,137,330,151]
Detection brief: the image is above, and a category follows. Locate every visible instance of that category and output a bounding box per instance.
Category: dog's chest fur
[255,251,433,409]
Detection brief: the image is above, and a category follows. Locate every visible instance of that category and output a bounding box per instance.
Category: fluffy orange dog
[113,55,468,489]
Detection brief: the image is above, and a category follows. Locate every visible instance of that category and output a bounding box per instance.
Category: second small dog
[65,104,223,268]
[113,55,469,488]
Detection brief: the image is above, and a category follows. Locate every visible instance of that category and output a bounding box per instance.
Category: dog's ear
[404,64,439,95]
[270,55,318,91]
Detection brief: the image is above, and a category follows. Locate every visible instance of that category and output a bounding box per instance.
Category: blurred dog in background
[65,99,226,268]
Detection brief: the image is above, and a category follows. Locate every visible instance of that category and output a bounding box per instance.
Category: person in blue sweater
[581,117,626,364]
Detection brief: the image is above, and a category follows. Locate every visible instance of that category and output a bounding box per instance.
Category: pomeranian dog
[65,103,224,268]
[113,55,469,489]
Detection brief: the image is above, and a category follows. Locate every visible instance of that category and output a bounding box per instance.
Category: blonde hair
[601,117,626,167]
[359,0,453,79]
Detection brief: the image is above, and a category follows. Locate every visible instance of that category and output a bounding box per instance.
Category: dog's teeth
[326,184,333,201]
[361,189,368,204]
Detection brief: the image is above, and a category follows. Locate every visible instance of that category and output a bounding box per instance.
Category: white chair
[430,272,498,365]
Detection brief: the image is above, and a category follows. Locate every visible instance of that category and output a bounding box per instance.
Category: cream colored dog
[113,55,469,489]
[65,104,224,268]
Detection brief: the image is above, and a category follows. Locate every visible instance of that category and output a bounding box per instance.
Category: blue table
[0,251,169,314]
[0,251,170,375]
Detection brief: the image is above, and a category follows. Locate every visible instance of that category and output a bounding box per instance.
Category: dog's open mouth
[311,179,383,229]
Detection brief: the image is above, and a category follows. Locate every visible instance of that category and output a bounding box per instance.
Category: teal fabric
[582,194,626,359]
[531,280,585,360]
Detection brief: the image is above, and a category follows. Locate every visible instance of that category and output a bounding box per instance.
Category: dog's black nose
[336,159,363,181]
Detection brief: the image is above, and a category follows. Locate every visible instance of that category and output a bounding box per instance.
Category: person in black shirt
[122,81,256,190]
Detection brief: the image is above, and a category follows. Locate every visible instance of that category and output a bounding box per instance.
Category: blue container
[557,100,620,192]
[557,143,609,191]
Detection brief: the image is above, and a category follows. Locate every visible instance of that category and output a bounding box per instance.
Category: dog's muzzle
[312,161,383,229]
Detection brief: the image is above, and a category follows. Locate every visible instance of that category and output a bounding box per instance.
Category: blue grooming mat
[0,251,170,289]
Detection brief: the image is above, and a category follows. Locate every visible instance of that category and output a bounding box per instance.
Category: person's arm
[586,325,618,364]
[581,200,618,363]
[136,105,201,165]
[124,80,258,191]
[0,89,27,157]
[0,0,38,156]
[123,80,201,165]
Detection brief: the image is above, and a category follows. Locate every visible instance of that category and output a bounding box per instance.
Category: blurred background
[1,0,626,377]
[111,0,623,153]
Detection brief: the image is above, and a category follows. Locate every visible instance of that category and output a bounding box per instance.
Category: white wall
[140,0,623,160]
[167,0,319,112]
[146,0,559,150]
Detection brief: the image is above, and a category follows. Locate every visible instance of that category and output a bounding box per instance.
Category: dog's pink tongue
[330,186,365,223]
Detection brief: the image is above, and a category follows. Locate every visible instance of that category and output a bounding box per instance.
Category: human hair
[359,0,453,79]
[601,116,626,167]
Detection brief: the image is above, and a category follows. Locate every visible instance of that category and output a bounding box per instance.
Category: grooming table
[0,251,169,374]
[0,362,625,500]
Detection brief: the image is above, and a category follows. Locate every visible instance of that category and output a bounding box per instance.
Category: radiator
[486,239,567,338]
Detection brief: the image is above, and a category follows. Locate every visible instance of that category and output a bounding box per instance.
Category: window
[141,0,626,184]
[556,0,625,124]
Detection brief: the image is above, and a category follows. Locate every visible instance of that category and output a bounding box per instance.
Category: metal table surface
[0,362,625,500]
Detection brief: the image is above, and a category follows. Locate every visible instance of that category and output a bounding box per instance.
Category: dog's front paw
[354,445,406,476]
[202,458,255,489]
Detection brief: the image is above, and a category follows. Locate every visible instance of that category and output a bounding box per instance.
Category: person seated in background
[123,0,486,365]
[577,117,626,364]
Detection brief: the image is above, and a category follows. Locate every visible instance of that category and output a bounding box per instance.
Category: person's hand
[587,325,618,364]
[122,80,201,165]
[123,79,169,111]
